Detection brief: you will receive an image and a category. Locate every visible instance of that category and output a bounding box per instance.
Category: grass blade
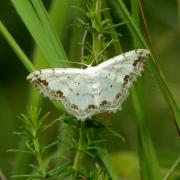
[130,1,161,179]
[98,146,119,180]
[0,0,72,175]
[30,0,68,65]
[131,87,161,180]
[106,1,162,179]
[0,21,34,72]
[163,156,180,180]
[11,0,69,68]
[32,0,74,69]
[108,0,180,135]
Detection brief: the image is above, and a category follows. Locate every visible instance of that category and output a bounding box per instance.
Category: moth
[27,49,150,120]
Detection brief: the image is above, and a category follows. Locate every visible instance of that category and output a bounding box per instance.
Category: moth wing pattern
[27,68,102,120]
[27,49,150,120]
[95,49,150,113]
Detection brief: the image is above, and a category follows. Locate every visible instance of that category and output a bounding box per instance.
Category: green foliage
[9,107,63,179]
[108,0,180,135]
[11,0,69,69]
[8,107,124,179]
[0,0,179,179]
[0,22,34,72]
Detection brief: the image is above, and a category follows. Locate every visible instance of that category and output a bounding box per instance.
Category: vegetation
[0,0,179,179]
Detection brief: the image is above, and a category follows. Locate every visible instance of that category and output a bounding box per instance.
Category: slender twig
[90,40,113,66]
[163,156,180,180]
[0,170,7,180]
[91,0,103,64]
[81,30,88,61]
[33,138,46,177]
[137,0,157,58]
[177,0,180,29]
[72,121,85,179]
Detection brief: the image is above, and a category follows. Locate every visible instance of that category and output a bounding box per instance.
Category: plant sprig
[9,107,64,179]
[67,1,121,179]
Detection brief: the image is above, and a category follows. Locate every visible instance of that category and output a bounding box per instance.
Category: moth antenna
[90,40,113,66]
[70,61,89,67]
[80,30,88,62]
[59,60,89,68]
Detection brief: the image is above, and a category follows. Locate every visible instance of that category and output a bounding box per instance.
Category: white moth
[27,49,150,121]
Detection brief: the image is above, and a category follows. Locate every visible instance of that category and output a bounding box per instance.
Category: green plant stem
[33,138,46,177]
[91,0,103,63]
[72,121,85,179]
[89,1,119,179]
[102,0,123,54]
[5,0,73,175]
[163,156,180,180]
[0,21,34,72]
[177,0,180,29]
[115,0,180,134]
[132,87,161,180]
[98,145,119,180]
[130,1,161,179]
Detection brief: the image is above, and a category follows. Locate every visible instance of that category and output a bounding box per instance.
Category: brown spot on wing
[116,92,122,99]
[100,100,108,107]
[124,75,130,85]
[36,78,48,86]
[133,59,140,67]
[72,104,78,110]
[88,104,95,109]
[56,90,64,97]
[133,51,147,67]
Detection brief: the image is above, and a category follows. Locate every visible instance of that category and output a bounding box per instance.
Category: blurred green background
[0,0,179,178]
